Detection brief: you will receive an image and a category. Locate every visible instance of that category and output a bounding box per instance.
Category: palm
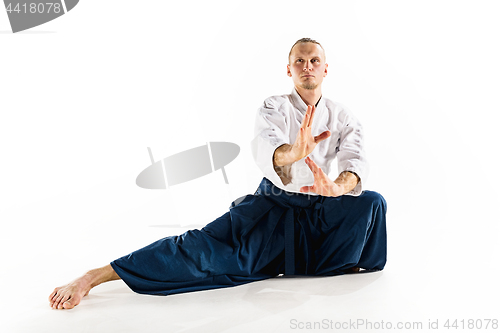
[300,156,343,197]
[290,105,330,161]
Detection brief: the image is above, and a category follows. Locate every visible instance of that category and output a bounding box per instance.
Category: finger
[307,105,316,127]
[297,127,306,142]
[306,159,322,181]
[304,156,315,171]
[308,158,329,181]
[301,105,312,130]
[305,156,319,172]
[314,130,331,143]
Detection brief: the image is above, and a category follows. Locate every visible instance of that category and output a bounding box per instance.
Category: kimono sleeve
[336,110,369,196]
[251,98,290,187]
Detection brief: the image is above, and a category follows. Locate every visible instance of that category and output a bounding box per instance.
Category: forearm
[333,171,360,195]
[273,144,295,167]
[273,144,294,185]
[273,164,292,185]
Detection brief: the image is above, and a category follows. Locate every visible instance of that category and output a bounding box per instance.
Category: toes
[49,294,56,306]
[49,288,59,302]
[53,294,64,309]
[49,281,88,310]
[63,300,75,309]
[57,295,69,310]
[49,291,56,302]
[58,294,71,309]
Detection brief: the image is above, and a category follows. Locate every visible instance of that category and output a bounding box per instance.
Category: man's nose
[302,60,312,71]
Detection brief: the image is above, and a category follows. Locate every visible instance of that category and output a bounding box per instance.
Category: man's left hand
[300,157,344,197]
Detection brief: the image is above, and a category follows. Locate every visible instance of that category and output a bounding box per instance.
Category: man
[49,38,387,310]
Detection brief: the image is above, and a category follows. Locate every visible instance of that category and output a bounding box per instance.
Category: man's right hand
[273,105,331,167]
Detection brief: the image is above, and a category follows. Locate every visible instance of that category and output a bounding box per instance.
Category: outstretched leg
[48,264,120,310]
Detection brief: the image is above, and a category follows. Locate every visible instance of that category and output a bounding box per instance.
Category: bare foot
[49,274,93,310]
[49,265,120,310]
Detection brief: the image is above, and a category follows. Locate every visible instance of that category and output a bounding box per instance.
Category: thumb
[300,186,314,193]
[314,130,331,143]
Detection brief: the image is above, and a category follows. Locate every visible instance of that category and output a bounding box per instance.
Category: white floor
[1,178,499,333]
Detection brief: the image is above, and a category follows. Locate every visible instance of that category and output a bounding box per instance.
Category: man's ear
[324,63,328,77]
[287,64,292,77]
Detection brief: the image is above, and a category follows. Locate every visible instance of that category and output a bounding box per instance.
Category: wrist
[328,182,344,197]
[334,171,359,195]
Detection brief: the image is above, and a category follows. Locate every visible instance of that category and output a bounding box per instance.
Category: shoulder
[260,93,293,115]
[323,97,358,125]
[262,93,291,108]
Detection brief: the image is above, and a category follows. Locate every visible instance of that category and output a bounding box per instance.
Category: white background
[1,1,499,332]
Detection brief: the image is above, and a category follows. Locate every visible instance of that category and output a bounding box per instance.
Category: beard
[301,81,318,90]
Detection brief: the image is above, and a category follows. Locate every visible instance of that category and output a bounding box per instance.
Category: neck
[295,85,322,106]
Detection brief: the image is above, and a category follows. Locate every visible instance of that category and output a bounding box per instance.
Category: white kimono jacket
[251,89,368,196]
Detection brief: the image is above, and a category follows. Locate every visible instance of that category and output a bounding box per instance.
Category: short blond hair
[288,38,325,62]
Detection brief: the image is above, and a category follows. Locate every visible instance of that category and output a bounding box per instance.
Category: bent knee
[361,191,387,210]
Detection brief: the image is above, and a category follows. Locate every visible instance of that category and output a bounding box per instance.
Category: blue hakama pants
[110,178,387,296]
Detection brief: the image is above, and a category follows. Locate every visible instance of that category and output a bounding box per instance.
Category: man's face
[287,42,328,90]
